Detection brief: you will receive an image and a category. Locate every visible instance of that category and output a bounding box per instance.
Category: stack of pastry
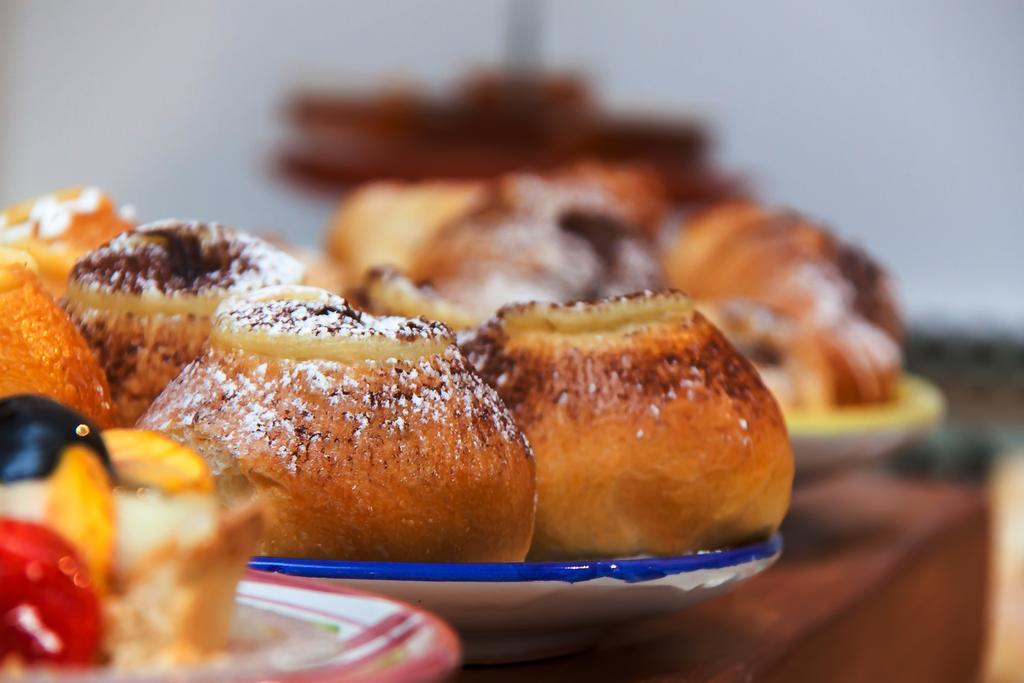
[330,169,903,413]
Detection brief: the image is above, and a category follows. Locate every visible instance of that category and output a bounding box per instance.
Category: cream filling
[66,281,223,316]
[502,291,696,337]
[0,480,48,522]
[365,274,481,331]
[0,480,219,581]
[212,285,452,363]
[114,491,218,576]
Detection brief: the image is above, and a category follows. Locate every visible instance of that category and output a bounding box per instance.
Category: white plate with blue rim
[249,534,782,664]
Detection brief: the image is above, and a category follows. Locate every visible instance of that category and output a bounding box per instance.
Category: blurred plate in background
[787,375,945,479]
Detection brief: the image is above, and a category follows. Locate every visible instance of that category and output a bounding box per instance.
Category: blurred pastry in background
[698,299,834,411]
[505,161,671,239]
[409,206,654,319]
[326,180,487,280]
[666,201,902,407]
[408,167,663,319]
[498,161,669,239]
[0,258,114,427]
[0,188,135,297]
[463,291,793,560]
[699,298,899,412]
[279,70,742,205]
[325,161,668,308]
[350,266,482,331]
[140,285,536,562]
[64,221,305,426]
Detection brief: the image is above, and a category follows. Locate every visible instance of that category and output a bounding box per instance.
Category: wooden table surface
[458,471,990,683]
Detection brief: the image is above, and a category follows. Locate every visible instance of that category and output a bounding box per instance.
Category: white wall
[1,0,1021,327]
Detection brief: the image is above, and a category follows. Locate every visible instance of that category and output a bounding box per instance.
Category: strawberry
[0,518,101,667]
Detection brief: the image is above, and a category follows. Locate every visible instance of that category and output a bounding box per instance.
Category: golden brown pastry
[463,290,793,560]
[325,161,667,289]
[326,180,487,279]
[0,187,135,297]
[64,221,305,426]
[665,201,902,407]
[502,161,669,239]
[702,298,904,411]
[350,266,482,330]
[138,285,536,562]
[409,197,661,319]
[0,260,114,426]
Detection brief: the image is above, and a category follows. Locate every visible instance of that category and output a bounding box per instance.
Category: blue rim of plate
[249,533,782,584]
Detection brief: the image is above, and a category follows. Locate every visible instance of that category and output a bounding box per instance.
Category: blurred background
[2,0,1022,328]
[2,1,1023,678]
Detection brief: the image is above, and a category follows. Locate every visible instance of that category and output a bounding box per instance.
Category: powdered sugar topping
[70,220,305,297]
[217,287,453,343]
[140,344,527,473]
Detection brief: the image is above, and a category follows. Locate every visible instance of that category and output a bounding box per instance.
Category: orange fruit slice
[103,429,213,494]
[45,445,115,594]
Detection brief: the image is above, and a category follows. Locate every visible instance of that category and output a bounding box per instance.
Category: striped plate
[13,571,460,683]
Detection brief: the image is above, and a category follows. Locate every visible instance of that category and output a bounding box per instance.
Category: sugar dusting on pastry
[216,286,451,343]
[143,344,526,475]
[70,220,305,298]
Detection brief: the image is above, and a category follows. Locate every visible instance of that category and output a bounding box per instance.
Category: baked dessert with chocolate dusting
[409,193,661,319]
[64,221,305,426]
[139,285,536,562]
[463,290,792,560]
[327,162,666,320]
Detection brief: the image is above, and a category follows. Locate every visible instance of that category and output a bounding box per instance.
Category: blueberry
[0,395,114,483]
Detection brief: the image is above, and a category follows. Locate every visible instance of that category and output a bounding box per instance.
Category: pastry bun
[139,285,536,562]
[409,198,661,319]
[500,161,669,239]
[64,220,306,426]
[463,290,793,560]
[326,180,487,279]
[1,187,135,297]
[665,201,902,407]
[325,162,667,311]
[0,261,115,426]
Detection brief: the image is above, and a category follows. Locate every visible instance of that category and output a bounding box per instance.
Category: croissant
[665,202,902,408]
